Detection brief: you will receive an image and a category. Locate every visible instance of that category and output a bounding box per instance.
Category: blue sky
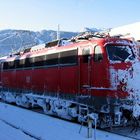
[0,0,139,32]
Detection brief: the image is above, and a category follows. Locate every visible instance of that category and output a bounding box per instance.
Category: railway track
[0,100,139,140]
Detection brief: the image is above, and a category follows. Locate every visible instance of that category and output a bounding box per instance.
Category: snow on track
[0,102,134,140]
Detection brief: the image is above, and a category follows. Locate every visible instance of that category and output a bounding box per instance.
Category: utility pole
[57,24,60,40]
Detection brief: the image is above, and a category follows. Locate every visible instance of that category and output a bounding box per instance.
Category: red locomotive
[0,32,140,127]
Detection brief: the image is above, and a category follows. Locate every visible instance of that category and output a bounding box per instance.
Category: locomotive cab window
[94,46,103,62]
[82,48,90,63]
[106,45,135,62]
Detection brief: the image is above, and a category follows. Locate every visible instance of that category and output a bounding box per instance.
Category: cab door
[92,45,105,88]
[80,46,92,95]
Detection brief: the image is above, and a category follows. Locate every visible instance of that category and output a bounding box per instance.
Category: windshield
[106,45,135,62]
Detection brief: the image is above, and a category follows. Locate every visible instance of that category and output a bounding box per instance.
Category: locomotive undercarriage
[0,88,134,128]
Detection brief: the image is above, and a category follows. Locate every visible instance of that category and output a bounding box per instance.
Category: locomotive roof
[1,32,134,62]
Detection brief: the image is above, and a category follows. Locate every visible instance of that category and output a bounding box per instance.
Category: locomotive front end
[107,39,140,121]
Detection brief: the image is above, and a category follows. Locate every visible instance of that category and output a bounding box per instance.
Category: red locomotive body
[0,33,139,127]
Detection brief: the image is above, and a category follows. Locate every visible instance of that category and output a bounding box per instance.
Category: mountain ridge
[0,27,104,56]
[0,29,78,56]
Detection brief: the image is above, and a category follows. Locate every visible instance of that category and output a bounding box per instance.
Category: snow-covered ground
[0,120,34,140]
[0,102,135,140]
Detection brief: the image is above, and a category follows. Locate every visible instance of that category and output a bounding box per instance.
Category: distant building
[109,22,140,42]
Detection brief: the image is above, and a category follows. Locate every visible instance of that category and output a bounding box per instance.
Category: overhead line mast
[57,24,60,40]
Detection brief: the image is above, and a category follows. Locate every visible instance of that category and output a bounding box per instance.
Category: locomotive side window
[60,49,78,65]
[19,59,25,68]
[3,61,15,70]
[46,53,59,66]
[3,62,9,70]
[82,48,90,63]
[15,59,25,68]
[8,61,15,69]
[94,46,103,62]
[3,50,78,70]
[15,60,20,68]
[25,58,31,68]
[34,55,45,67]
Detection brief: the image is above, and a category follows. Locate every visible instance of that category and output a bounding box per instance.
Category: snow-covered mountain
[0,27,107,56]
[0,29,78,56]
[80,27,103,32]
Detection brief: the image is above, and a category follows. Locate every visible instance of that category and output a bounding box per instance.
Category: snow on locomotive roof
[30,39,72,51]
[104,39,135,46]
[4,56,16,62]
[0,56,7,61]
[30,43,46,51]
[0,56,7,63]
